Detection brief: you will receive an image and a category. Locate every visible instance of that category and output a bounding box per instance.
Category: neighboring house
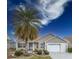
[16,34,68,53]
[7,38,16,57]
[64,37,72,48]
[7,39,16,49]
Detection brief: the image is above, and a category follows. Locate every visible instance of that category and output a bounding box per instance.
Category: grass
[30,55,51,59]
[10,55,51,59]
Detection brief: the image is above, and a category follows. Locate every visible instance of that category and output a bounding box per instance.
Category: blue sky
[7,0,72,40]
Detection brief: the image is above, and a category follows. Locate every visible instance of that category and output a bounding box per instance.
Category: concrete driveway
[50,53,72,59]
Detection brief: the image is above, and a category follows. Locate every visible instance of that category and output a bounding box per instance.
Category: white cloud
[36,0,71,25]
[11,31,15,35]
[40,19,50,25]
[8,0,71,27]
[15,4,26,12]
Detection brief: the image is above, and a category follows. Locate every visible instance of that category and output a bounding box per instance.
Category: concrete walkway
[50,53,72,59]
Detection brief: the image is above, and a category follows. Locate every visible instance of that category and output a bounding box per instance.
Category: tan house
[16,34,68,53]
[64,37,72,48]
[7,39,16,49]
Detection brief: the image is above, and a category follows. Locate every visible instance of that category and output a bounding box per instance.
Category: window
[40,42,45,49]
[18,43,25,48]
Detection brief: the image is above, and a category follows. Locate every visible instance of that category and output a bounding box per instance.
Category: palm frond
[13,5,42,42]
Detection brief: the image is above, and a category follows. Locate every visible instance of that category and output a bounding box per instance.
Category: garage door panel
[47,44,60,52]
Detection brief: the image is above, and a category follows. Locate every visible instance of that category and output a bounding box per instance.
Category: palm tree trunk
[25,41,28,53]
[25,38,29,53]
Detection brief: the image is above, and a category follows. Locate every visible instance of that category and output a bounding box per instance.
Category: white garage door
[47,44,60,52]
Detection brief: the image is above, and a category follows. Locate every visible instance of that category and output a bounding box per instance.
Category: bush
[37,49,42,55]
[34,49,38,53]
[34,49,49,55]
[14,50,23,56]
[43,50,49,55]
[24,53,31,56]
[67,48,72,53]
[20,49,27,54]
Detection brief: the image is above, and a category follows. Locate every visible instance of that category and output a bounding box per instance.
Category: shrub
[14,50,23,56]
[34,49,49,55]
[24,53,31,56]
[20,49,27,54]
[34,49,38,53]
[37,49,42,55]
[43,50,49,55]
[67,48,72,53]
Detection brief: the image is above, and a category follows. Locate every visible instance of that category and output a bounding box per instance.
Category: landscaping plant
[14,50,23,56]
[67,48,72,53]
[43,49,49,55]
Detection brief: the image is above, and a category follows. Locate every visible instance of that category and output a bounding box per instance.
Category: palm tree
[13,5,42,50]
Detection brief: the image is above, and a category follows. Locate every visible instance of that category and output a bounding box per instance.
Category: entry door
[47,44,60,52]
[29,43,33,51]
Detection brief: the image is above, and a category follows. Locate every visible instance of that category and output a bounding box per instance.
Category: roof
[16,34,66,43]
[36,34,66,43]
[64,37,72,43]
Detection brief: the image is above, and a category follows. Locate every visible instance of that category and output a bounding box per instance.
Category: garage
[47,43,60,52]
[39,34,68,52]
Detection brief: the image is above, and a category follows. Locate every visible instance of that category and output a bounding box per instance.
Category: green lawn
[30,55,51,59]
[10,55,51,59]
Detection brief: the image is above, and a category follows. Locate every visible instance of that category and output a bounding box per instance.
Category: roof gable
[38,34,66,43]
[64,37,72,43]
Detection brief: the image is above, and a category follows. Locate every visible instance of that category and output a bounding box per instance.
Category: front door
[28,42,39,53]
[28,42,33,51]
